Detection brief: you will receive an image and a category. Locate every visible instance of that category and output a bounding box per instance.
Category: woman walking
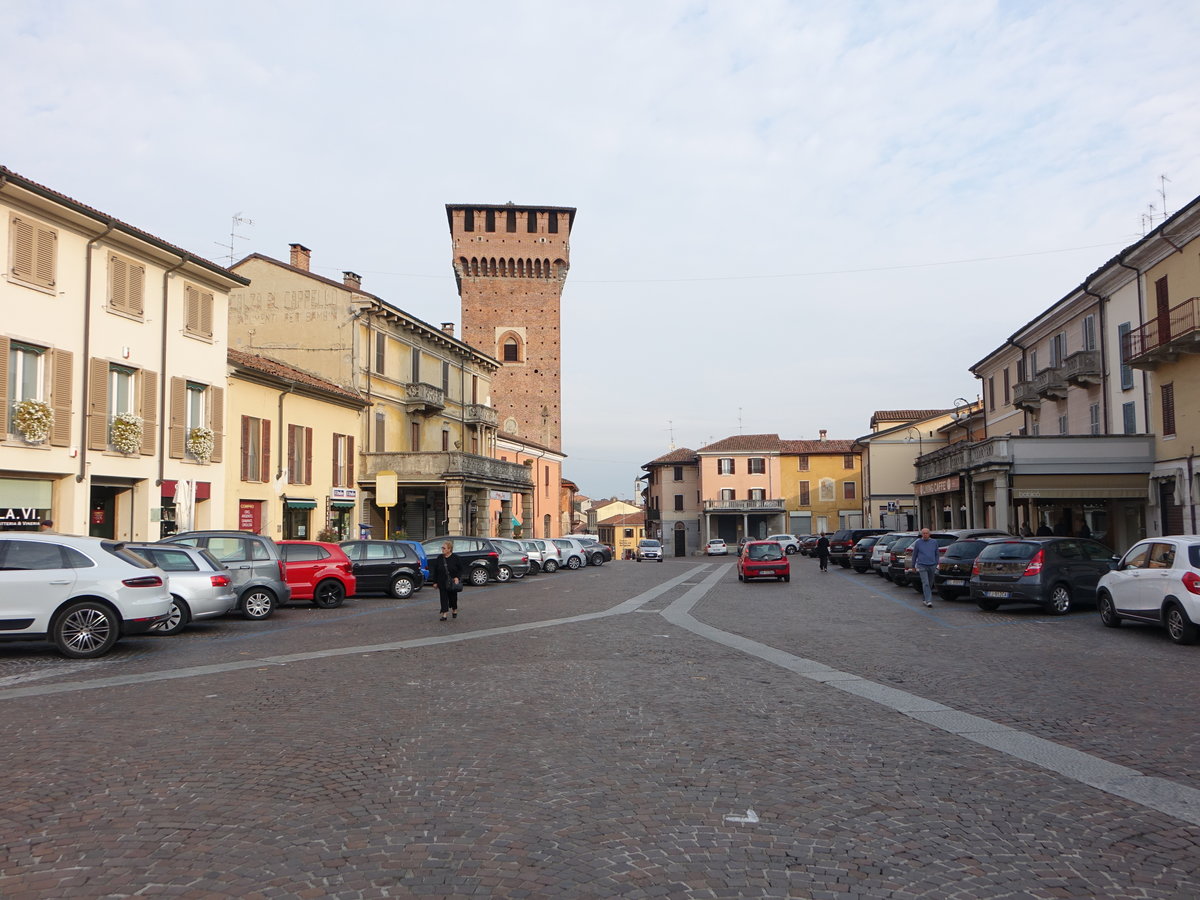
[816,533,830,572]
[430,540,464,621]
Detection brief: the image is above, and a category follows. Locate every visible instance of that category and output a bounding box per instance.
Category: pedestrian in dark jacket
[816,533,830,572]
[429,540,464,621]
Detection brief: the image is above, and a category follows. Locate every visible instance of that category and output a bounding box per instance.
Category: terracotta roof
[596,512,645,527]
[870,410,952,427]
[1,166,249,286]
[779,439,859,454]
[643,447,699,467]
[228,349,365,403]
[697,434,782,453]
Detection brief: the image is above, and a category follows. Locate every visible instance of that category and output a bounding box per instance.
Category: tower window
[503,338,520,362]
[463,210,474,232]
[527,212,538,233]
[548,212,558,234]
[485,210,495,232]
[506,209,517,232]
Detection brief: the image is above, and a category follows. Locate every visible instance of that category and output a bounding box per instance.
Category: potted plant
[110,412,144,455]
[12,399,53,444]
[186,425,214,463]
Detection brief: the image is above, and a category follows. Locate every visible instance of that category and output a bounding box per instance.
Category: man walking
[911,527,940,608]
[816,533,830,572]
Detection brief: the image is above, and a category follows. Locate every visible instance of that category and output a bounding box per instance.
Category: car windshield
[747,544,783,560]
[980,541,1039,561]
[943,541,989,560]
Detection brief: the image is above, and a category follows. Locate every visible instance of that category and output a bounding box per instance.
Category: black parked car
[934,537,1007,600]
[829,528,889,568]
[849,536,880,573]
[970,537,1118,615]
[421,536,501,586]
[340,540,425,599]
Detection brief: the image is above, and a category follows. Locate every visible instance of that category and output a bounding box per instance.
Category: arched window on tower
[471,257,479,276]
[500,333,523,363]
[554,258,567,279]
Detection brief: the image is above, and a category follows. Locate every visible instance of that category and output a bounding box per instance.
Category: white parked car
[705,539,728,556]
[522,539,562,573]
[766,534,801,554]
[1097,536,1200,644]
[637,539,664,562]
[128,542,238,635]
[0,533,172,658]
[551,537,590,570]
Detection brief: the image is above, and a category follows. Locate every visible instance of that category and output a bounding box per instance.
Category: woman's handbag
[448,577,463,593]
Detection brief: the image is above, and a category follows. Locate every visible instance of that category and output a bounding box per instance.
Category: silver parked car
[128,542,238,635]
[490,538,532,581]
[551,537,590,570]
[0,533,172,658]
[161,531,291,620]
[522,539,561,573]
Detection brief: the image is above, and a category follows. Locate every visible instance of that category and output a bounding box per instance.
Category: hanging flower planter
[187,426,214,463]
[110,412,144,455]
[12,399,53,444]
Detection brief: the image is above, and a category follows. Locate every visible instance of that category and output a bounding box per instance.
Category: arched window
[501,334,522,362]
[498,258,507,277]
[459,256,469,275]
[471,257,479,276]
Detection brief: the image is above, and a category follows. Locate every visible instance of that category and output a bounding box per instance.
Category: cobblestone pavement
[1,558,1198,898]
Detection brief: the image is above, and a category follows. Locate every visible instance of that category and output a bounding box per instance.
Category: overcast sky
[6,1,1200,499]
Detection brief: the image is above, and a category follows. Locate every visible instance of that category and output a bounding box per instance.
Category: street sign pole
[376,471,398,540]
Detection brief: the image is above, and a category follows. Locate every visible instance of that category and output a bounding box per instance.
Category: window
[674,494,684,511]
[844,482,856,500]
[108,365,135,420]
[1118,323,1134,390]
[506,209,517,232]
[5,339,72,447]
[1083,315,1097,352]
[1050,332,1067,368]
[287,424,313,485]
[410,420,420,450]
[463,209,474,232]
[1029,349,1038,376]
[1089,403,1100,436]
[1122,402,1137,435]
[184,284,214,338]
[91,361,156,454]
[442,429,450,451]
[169,377,219,461]
[748,457,766,474]
[843,453,854,470]
[375,332,386,374]
[7,341,46,435]
[186,382,206,433]
[719,488,735,501]
[798,481,810,506]
[623,528,634,539]
[717,458,735,475]
[1162,382,1176,436]
[988,376,995,411]
[240,415,270,482]
[798,455,809,471]
[547,212,558,234]
[485,210,496,232]
[1003,367,1011,405]
[1058,414,1068,435]
[442,361,450,394]
[527,211,538,233]
[1031,422,1040,436]
[108,254,145,317]
[9,215,57,290]
[1016,358,1026,382]
[411,347,421,383]
[333,433,354,487]
[374,411,386,452]
[673,465,683,481]
[749,488,765,501]
[502,337,521,362]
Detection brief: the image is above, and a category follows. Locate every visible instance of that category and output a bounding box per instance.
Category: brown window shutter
[199,290,214,337]
[35,226,57,288]
[240,416,251,481]
[11,217,35,281]
[87,357,110,451]
[261,419,271,483]
[287,425,297,483]
[139,369,158,455]
[129,262,145,316]
[332,433,340,486]
[169,376,186,458]
[347,435,354,486]
[209,386,224,462]
[185,285,200,334]
[0,337,8,432]
[305,426,313,485]
[110,256,127,311]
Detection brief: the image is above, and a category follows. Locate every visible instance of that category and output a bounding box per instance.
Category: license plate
[945,579,964,586]
[759,569,775,575]
[984,591,1009,599]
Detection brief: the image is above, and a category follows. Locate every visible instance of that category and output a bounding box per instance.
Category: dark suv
[828,528,889,568]
[162,531,291,620]
[421,536,501,586]
[970,537,1118,615]
[340,540,426,599]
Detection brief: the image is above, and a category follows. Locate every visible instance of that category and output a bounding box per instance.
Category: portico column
[500,497,513,537]
[446,482,465,535]
[994,472,1011,533]
[522,492,535,537]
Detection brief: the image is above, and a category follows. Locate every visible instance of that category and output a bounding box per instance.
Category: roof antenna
[667,420,676,450]
[1159,174,1172,220]
[215,213,254,266]
[738,407,743,434]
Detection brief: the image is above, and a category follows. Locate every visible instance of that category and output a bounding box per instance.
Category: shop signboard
[1,507,43,530]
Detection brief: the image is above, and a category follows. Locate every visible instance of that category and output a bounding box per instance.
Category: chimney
[289,243,311,271]
[441,322,455,337]
[819,429,828,441]
[343,271,362,291]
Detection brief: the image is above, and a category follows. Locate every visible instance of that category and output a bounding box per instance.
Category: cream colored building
[2,166,244,538]
[229,246,532,539]
[225,350,368,541]
[641,447,701,557]
[857,410,955,530]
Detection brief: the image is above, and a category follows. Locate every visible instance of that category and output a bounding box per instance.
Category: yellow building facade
[779,436,863,535]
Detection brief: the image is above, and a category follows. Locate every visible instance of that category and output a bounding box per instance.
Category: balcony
[1061,349,1101,386]
[703,498,786,513]
[1033,366,1068,399]
[464,403,498,427]
[1122,296,1200,369]
[915,438,1011,482]
[1013,380,1040,411]
[360,451,533,490]
[403,382,445,414]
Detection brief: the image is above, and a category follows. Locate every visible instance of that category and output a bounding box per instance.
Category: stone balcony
[1013,380,1040,411]
[403,382,445,414]
[1033,366,1068,399]
[1062,349,1101,386]
[703,498,787,513]
[464,403,498,427]
[360,451,533,490]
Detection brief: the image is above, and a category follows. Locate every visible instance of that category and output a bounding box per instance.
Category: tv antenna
[667,419,676,450]
[215,213,254,265]
[1159,174,1172,220]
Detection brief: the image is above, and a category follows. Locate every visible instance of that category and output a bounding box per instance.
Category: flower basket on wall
[187,426,214,463]
[110,412,144,455]
[12,399,53,444]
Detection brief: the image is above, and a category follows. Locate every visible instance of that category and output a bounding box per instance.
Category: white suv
[1097,536,1200,644]
[0,533,172,658]
[766,534,801,554]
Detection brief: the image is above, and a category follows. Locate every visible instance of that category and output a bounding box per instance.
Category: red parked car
[277,541,357,608]
[737,541,791,583]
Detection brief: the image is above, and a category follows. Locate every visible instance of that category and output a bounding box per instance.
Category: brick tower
[447,203,575,452]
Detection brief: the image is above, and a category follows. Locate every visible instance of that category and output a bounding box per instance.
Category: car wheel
[153,596,191,635]
[529,562,541,575]
[544,560,559,573]
[1098,592,1121,628]
[240,588,276,621]
[785,547,796,554]
[853,566,867,573]
[567,556,582,570]
[1046,584,1072,616]
[497,565,513,583]
[313,579,346,609]
[390,574,416,599]
[591,553,605,566]
[977,599,1000,611]
[1165,603,1198,645]
[469,566,490,586]
[53,601,120,659]
[937,589,957,602]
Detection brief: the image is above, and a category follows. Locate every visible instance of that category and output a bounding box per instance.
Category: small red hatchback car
[737,541,791,583]
[277,541,357,608]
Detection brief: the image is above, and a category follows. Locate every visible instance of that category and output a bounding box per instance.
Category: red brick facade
[447,204,575,453]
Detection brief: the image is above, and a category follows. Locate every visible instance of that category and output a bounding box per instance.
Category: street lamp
[905,427,923,528]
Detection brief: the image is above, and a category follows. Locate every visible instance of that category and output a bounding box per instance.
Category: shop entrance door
[88,486,122,539]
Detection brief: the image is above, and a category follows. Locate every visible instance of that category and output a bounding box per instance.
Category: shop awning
[285,498,318,509]
[1010,473,1147,500]
[0,477,53,508]
[161,480,211,500]
[330,500,356,509]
